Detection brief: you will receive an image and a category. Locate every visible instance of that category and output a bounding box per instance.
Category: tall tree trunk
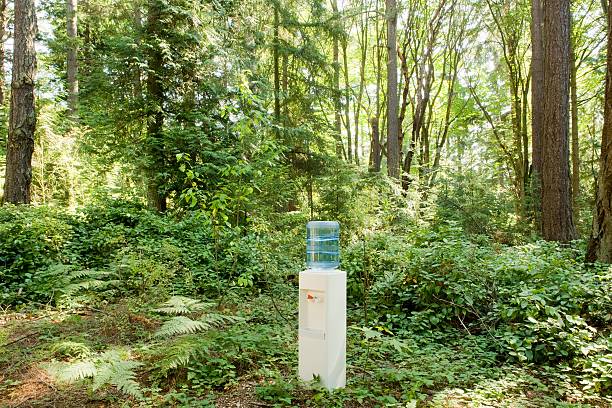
[66,0,78,119]
[586,0,612,262]
[353,0,367,166]
[541,0,576,241]
[2,0,37,205]
[273,3,281,125]
[370,117,381,171]
[133,2,143,99]
[331,0,344,159]
[370,0,382,172]
[342,39,352,163]
[385,0,399,178]
[531,0,544,228]
[571,40,580,223]
[0,0,7,105]
[145,0,166,212]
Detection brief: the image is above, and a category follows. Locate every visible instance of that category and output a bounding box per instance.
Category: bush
[0,205,73,303]
[342,226,612,366]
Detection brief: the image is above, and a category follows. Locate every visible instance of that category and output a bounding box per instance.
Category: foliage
[46,348,143,399]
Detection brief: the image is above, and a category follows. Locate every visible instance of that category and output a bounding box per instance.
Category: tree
[541,0,576,241]
[586,0,612,262]
[67,0,78,118]
[386,0,399,178]
[2,0,37,205]
[531,0,544,225]
[145,0,167,212]
[0,0,7,106]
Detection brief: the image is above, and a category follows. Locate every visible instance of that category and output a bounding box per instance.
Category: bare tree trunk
[370,0,382,172]
[331,0,344,159]
[2,0,37,205]
[66,0,78,119]
[531,0,544,228]
[133,2,143,99]
[342,39,353,163]
[586,0,612,262]
[541,0,576,241]
[273,4,281,125]
[385,0,399,178]
[370,117,381,171]
[145,0,166,212]
[570,40,580,224]
[0,0,7,105]
[354,0,368,166]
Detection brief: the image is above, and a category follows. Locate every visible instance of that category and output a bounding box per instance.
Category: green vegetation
[0,0,611,406]
[0,200,610,406]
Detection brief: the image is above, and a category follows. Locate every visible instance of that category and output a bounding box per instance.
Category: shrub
[0,205,72,304]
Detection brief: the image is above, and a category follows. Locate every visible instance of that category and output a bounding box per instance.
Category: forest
[0,0,611,406]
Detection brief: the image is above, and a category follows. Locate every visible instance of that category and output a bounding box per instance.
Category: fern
[49,360,97,382]
[46,348,143,399]
[154,316,212,337]
[154,335,210,374]
[154,313,243,338]
[154,295,213,315]
[51,341,92,359]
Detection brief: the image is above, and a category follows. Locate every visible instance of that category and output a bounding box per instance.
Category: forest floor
[0,291,609,408]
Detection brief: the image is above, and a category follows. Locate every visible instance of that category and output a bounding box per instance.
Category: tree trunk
[273,3,280,125]
[370,117,381,172]
[2,0,37,205]
[385,0,399,178]
[66,0,78,119]
[586,0,612,262]
[531,0,544,227]
[133,2,143,99]
[541,0,576,241]
[342,38,352,163]
[145,0,166,212]
[570,40,580,223]
[0,0,7,105]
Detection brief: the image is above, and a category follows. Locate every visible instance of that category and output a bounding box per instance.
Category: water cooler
[298,221,346,390]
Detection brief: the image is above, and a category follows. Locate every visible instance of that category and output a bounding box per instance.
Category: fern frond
[200,313,243,327]
[154,336,210,374]
[154,316,211,337]
[46,349,143,399]
[51,341,92,359]
[154,296,213,315]
[94,351,143,399]
[48,360,97,382]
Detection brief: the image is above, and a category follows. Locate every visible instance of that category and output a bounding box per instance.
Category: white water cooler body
[298,268,346,389]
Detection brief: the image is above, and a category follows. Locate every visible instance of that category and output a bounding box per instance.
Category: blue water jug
[306,221,340,269]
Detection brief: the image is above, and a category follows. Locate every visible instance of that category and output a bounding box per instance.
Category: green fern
[154,335,210,374]
[154,313,243,338]
[46,348,143,399]
[154,316,212,337]
[154,295,213,315]
[51,341,92,359]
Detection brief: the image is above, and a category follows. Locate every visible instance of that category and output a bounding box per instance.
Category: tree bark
[342,38,353,163]
[586,0,612,262]
[0,0,7,105]
[66,0,78,119]
[541,0,576,241]
[385,0,399,178]
[370,117,381,172]
[331,0,344,159]
[145,0,166,212]
[273,3,281,125]
[2,0,37,205]
[531,0,544,227]
[570,40,580,223]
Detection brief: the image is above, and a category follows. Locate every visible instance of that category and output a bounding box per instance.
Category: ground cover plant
[0,200,610,407]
